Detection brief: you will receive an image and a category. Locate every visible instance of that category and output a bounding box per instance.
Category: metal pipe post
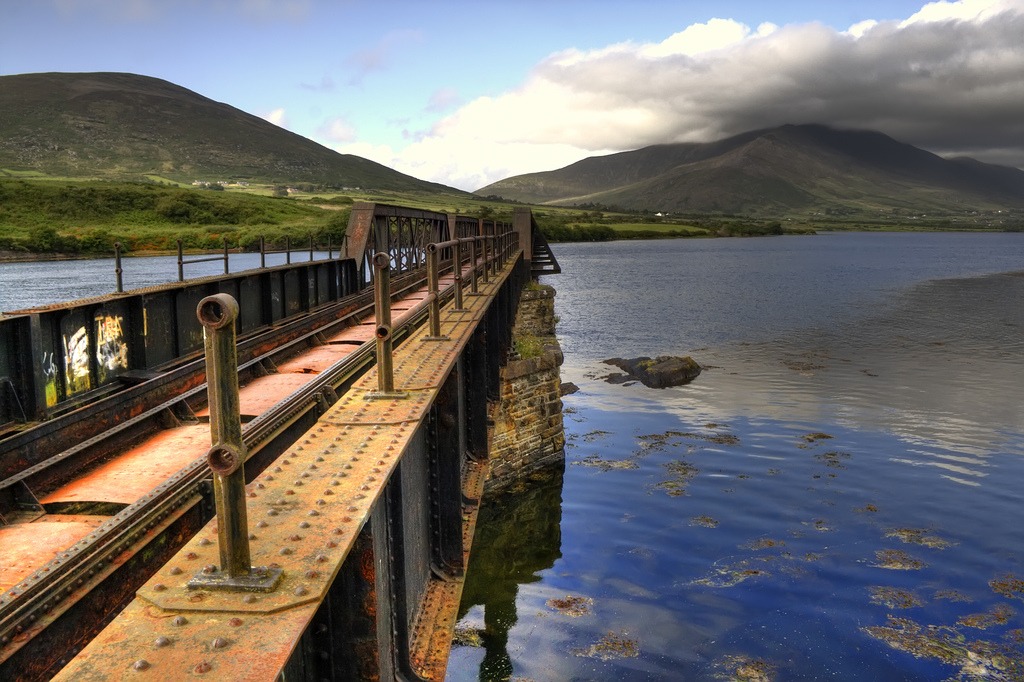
[223,237,230,274]
[188,295,282,592]
[114,242,124,293]
[480,237,490,284]
[197,294,250,576]
[177,239,184,282]
[373,252,395,393]
[468,239,479,294]
[425,245,442,337]
[453,240,465,311]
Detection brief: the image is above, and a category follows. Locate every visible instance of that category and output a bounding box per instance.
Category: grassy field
[5,174,1013,259]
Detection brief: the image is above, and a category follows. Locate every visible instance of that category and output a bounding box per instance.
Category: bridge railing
[50,212,531,681]
[0,205,524,436]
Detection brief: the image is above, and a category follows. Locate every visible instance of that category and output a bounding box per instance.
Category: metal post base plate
[187,566,284,592]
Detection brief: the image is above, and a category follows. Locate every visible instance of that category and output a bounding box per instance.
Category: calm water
[450,232,1024,681]
[0,251,331,313]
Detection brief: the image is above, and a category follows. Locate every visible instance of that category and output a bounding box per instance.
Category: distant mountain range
[0,71,460,193]
[4,73,1023,217]
[477,124,1024,215]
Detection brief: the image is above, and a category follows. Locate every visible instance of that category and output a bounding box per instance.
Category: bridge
[0,203,561,680]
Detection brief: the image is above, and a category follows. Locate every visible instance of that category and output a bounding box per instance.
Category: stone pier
[488,283,565,489]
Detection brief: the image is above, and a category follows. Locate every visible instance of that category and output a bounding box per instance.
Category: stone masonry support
[488,283,565,489]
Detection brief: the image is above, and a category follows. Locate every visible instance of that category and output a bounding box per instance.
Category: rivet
[294,586,308,596]
[280,548,293,555]
[257,520,268,528]
[289,535,302,542]
[248,492,257,498]
[265,475,275,481]
[273,467,282,473]
[268,510,279,516]
[229,618,243,626]
[294,480,303,486]
[256,483,265,489]
[248,533,257,540]
[333,527,344,535]
[169,567,183,576]
[173,616,188,626]
[154,636,171,648]
[316,554,328,563]
[327,540,338,548]
[324,490,334,496]
[308,510,320,516]
[243,595,257,604]
[330,480,340,487]
[203,564,218,574]
[194,661,212,674]
[154,584,167,592]
[211,637,229,649]
[305,570,319,579]
[299,521,310,529]
[285,490,295,495]
[316,457,325,462]
[316,499,326,506]
[133,659,151,671]
[199,538,211,546]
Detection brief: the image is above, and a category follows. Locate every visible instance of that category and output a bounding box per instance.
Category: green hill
[477,124,1024,217]
[0,71,461,192]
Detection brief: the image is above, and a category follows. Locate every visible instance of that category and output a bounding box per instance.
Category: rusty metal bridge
[0,204,559,680]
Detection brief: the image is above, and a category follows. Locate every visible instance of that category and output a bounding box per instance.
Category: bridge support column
[488,283,565,489]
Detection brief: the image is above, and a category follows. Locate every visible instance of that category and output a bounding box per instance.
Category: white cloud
[425,87,461,113]
[317,117,357,144]
[262,108,288,128]
[387,0,1024,190]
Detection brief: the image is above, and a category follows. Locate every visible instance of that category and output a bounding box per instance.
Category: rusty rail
[53,224,528,681]
[0,205,534,680]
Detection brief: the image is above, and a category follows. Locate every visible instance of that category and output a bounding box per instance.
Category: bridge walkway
[54,250,516,681]
[0,271,459,597]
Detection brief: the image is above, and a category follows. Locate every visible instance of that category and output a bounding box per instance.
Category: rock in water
[602,356,702,388]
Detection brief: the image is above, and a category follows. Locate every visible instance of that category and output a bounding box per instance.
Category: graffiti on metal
[95,313,129,382]
[63,326,91,395]
[42,351,59,407]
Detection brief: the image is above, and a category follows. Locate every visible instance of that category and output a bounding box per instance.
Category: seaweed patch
[869,586,923,609]
[653,459,700,496]
[572,631,639,661]
[873,549,926,570]
[886,528,956,549]
[547,595,594,617]
[990,574,1024,602]
[714,655,776,682]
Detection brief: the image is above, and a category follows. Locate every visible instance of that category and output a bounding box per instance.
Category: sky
[2,0,1024,191]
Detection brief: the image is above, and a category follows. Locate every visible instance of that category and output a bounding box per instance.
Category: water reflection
[454,235,1024,680]
[454,463,565,680]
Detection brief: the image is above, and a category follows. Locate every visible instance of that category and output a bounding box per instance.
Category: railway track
[0,265,464,679]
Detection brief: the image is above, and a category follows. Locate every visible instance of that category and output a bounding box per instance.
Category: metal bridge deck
[0,275,456,596]
[53,261,511,680]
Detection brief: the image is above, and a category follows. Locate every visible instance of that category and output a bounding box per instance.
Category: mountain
[477,124,1024,215]
[0,72,460,192]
